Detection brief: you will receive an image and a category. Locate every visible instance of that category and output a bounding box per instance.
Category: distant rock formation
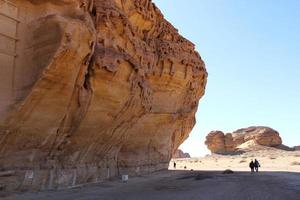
[0,0,207,191]
[173,149,191,158]
[276,144,295,151]
[204,131,235,154]
[294,146,300,151]
[205,126,282,154]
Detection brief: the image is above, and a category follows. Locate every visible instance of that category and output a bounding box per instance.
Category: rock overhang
[0,0,207,191]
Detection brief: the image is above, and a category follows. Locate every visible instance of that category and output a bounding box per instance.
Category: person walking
[173,161,176,169]
[249,160,255,173]
[254,159,260,172]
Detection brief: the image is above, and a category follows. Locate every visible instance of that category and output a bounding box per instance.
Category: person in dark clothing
[173,162,176,169]
[254,159,260,172]
[249,160,255,173]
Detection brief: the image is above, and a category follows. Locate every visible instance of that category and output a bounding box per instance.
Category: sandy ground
[169,149,300,172]
[1,149,300,200]
[1,170,299,200]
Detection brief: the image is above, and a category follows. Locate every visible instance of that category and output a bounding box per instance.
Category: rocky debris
[173,149,191,159]
[222,169,234,174]
[0,0,206,191]
[205,126,283,154]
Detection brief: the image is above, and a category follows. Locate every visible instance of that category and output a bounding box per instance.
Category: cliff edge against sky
[0,0,207,191]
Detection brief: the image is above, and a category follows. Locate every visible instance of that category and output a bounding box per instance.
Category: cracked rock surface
[0,0,207,191]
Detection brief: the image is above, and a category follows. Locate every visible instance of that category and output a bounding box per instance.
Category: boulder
[205,126,283,154]
[0,0,207,191]
[205,131,236,154]
[233,126,282,147]
[222,169,234,174]
[205,131,226,154]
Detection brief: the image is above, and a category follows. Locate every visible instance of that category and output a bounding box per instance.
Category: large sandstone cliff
[0,0,207,190]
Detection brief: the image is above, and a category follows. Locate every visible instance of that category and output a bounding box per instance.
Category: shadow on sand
[1,170,300,200]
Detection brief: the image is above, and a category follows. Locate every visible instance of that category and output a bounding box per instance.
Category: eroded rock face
[173,149,191,159]
[205,126,282,154]
[205,131,226,154]
[205,131,235,154]
[232,126,282,147]
[0,0,207,190]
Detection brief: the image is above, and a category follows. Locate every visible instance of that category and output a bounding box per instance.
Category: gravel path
[1,171,299,200]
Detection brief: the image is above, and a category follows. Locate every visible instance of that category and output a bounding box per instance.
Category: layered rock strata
[205,126,282,154]
[0,0,207,191]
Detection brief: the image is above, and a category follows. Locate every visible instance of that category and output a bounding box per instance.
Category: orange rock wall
[0,0,207,190]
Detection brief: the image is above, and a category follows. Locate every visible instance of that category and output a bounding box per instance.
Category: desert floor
[1,149,300,200]
[170,149,300,172]
[1,171,299,200]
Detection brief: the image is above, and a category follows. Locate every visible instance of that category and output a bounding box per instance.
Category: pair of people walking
[249,159,260,173]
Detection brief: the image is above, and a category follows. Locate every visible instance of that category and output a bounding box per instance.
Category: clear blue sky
[153,0,300,156]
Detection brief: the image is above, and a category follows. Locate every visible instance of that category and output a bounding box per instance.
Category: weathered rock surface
[173,149,191,159]
[205,126,282,154]
[232,126,282,147]
[204,131,236,154]
[0,0,207,191]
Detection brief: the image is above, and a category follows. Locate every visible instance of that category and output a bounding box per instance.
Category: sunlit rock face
[0,0,207,190]
[205,131,235,154]
[205,126,282,154]
[232,126,282,147]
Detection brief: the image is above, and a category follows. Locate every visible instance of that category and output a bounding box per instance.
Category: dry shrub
[239,159,247,163]
[291,161,300,166]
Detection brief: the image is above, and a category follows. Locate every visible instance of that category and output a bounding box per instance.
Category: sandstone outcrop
[0,0,207,191]
[205,131,235,154]
[205,126,282,154]
[232,126,282,147]
[173,149,191,159]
